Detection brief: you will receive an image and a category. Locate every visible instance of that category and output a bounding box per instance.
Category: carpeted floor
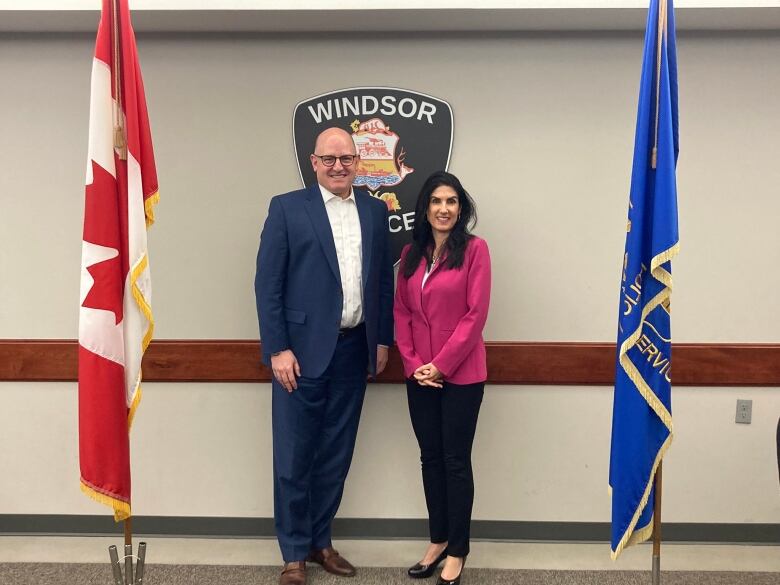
[1,564,778,585]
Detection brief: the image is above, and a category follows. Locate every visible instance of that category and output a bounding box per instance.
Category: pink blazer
[394,236,491,385]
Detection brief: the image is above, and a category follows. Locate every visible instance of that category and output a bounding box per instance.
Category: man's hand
[375,345,389,376]
[271,350,301,392]
[413,362,443,388]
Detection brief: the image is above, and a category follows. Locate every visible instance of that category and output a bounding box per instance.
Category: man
[255,127,394,585]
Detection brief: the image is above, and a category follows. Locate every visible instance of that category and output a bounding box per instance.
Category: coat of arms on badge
[351,118,414,191]
[293,87,453,264]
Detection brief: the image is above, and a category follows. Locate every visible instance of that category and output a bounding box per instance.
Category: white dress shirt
[320,185,364,328]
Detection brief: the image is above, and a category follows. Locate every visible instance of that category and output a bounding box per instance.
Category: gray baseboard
[1,515,778,544]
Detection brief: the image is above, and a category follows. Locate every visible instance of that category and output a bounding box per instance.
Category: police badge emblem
[293,87,453,264]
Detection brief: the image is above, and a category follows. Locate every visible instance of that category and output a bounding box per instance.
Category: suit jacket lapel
[304,184,341,284]
[355,190,373,289]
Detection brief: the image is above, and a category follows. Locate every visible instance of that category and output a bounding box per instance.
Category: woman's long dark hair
[401,171,477,279]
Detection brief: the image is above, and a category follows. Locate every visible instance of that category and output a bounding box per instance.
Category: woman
[394,171,491,585]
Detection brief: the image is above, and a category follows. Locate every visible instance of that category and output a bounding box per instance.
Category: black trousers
[406,379,484,557]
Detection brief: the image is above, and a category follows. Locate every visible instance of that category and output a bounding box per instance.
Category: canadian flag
[79,0,158,521]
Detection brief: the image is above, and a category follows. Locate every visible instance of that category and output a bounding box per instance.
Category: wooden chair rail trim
[1,340,778,386]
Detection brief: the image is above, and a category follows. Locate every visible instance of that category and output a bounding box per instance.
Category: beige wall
[1,31,778,524]
[1,382,778,523]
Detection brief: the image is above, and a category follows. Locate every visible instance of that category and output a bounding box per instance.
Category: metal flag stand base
[108,542,147,585]
[108,519,148,585]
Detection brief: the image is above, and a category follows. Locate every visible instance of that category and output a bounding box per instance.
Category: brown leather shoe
[306,547,356,577]
[279,561,306,585]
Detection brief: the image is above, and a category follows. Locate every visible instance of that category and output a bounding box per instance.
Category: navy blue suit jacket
[255,184,394,378]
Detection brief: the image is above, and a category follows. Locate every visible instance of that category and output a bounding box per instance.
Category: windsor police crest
[293,87,453,264]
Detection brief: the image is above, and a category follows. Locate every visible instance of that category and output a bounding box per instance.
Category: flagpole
[124,515,132,546]
[651,5,667,581]
[652,461,663,585]
[652,3,667,580]
[124,516,133,585]
[114,0,131,570]
[111,0,127,160]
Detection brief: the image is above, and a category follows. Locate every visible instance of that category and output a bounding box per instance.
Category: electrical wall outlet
[735,399,752,424]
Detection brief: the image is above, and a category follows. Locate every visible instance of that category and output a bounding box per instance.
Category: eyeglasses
[313,154,358,167]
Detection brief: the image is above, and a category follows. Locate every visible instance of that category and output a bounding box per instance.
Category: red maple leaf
[82,160,125,325]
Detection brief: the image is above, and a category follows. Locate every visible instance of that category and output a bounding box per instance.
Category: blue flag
[609,0,679,559]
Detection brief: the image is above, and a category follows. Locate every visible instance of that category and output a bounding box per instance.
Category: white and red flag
[79,0,158,521]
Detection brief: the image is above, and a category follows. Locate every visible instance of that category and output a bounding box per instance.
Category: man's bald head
[314,127,356,154]
[310,127,359,198]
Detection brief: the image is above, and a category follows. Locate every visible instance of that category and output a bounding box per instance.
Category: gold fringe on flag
[81,480,131,522]
[144,190,160,227]
[611,241,679,559]
[610,434,672,559]
[126,191,159,431]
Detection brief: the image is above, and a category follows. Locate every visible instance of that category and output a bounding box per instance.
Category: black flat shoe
[407,548,448,579]
[435,556,465,585]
